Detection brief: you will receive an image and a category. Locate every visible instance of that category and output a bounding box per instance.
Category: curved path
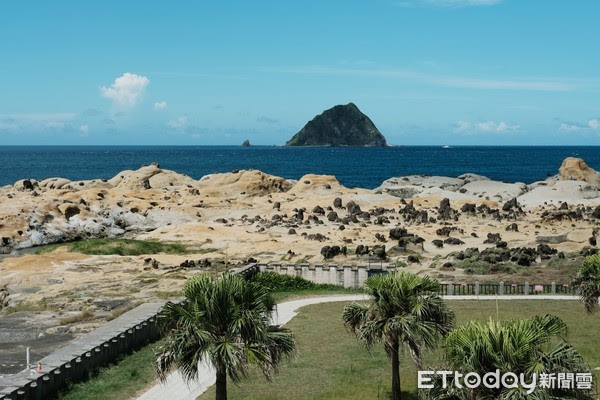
[137,294,577,400]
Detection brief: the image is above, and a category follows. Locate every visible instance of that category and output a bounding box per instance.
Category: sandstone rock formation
[559,157,600,186]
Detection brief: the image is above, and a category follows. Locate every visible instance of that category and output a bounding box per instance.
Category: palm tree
[572,253,600,313]
[155,274,296,400]
[425,315,593,399]
[342,272,454,400]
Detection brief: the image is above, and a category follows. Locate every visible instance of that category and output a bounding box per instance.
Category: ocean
[1,146,599,189]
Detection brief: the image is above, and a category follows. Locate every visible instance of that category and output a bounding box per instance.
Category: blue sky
[1,0,600,145]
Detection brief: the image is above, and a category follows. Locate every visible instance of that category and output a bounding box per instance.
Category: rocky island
[286,102,387,147]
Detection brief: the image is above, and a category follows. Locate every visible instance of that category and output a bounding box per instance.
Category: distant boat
[442,145,451,149]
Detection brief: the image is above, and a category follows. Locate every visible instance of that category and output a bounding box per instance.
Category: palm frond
[155,273,296,386]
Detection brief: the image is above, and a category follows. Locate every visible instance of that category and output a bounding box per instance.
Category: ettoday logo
[418,370,593,394]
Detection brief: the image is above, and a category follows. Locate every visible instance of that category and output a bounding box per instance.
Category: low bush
[3,298,57,315]
[250,272,340,292]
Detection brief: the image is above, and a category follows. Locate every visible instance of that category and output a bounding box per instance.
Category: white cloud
[79,124,89,136]
[475,121,496,132]
[494,121,520,132]
[167,116,188,130]
[588,118,600,130]
[455,120,472,132]
[559,123,582,132]
[455,120,520,133]
[154,101,167,110]
[100,73,149,107]
[558,118,600,132]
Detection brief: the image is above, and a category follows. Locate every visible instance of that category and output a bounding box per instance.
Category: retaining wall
[256,263,579,295]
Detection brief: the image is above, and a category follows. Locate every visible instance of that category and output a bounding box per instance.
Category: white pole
[26,347,30,370]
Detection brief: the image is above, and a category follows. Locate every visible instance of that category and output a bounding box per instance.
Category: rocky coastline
[1,157,598,255]
[0,156,597,318]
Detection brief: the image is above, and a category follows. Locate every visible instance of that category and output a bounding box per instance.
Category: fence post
[551,282,556,294]
[301,264,309,281]
[315,264,324,284]
[475,282,480,296]
[329,265,337,285]
[343,265,352,288]
[524,282,530,295]
[357,266,368,288]
[448,281,454,296]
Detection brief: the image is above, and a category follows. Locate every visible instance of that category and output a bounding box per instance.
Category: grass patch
[294,256,314,265]
[60,299,600,400]
[198,300,600,400]
[57,340,163,400]
[164,273,188,280]
[154,290,181,299]
[453,259,518,275]
[59,310,95,325]
[270,288,363,303]
[106,302,141,321]
[36,238,191,256]
[3,298,57,315]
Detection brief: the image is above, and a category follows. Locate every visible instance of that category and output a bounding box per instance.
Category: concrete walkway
[136,294,578,400]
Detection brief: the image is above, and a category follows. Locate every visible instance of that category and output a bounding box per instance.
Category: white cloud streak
[167,116,188,131]
[0,113,77,132]
[265,66,580,92]
[422,0,502,6]
[455,120,520,133]
[0,113,76,121]
[558,123,582,132]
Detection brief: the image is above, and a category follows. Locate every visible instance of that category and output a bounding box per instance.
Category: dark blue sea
[1,146,599,189]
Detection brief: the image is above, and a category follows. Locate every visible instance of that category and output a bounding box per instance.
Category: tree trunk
[215,368,227,400]
[391,336,401,400]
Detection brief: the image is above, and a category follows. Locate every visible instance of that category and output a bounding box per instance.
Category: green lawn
[198,300,600,400]
[269,288,364,303]
[56,340,163,400]
[54,299,600,400]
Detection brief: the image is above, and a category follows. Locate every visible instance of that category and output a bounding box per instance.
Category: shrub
[572,253,600,313]
[249,272,339,292]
